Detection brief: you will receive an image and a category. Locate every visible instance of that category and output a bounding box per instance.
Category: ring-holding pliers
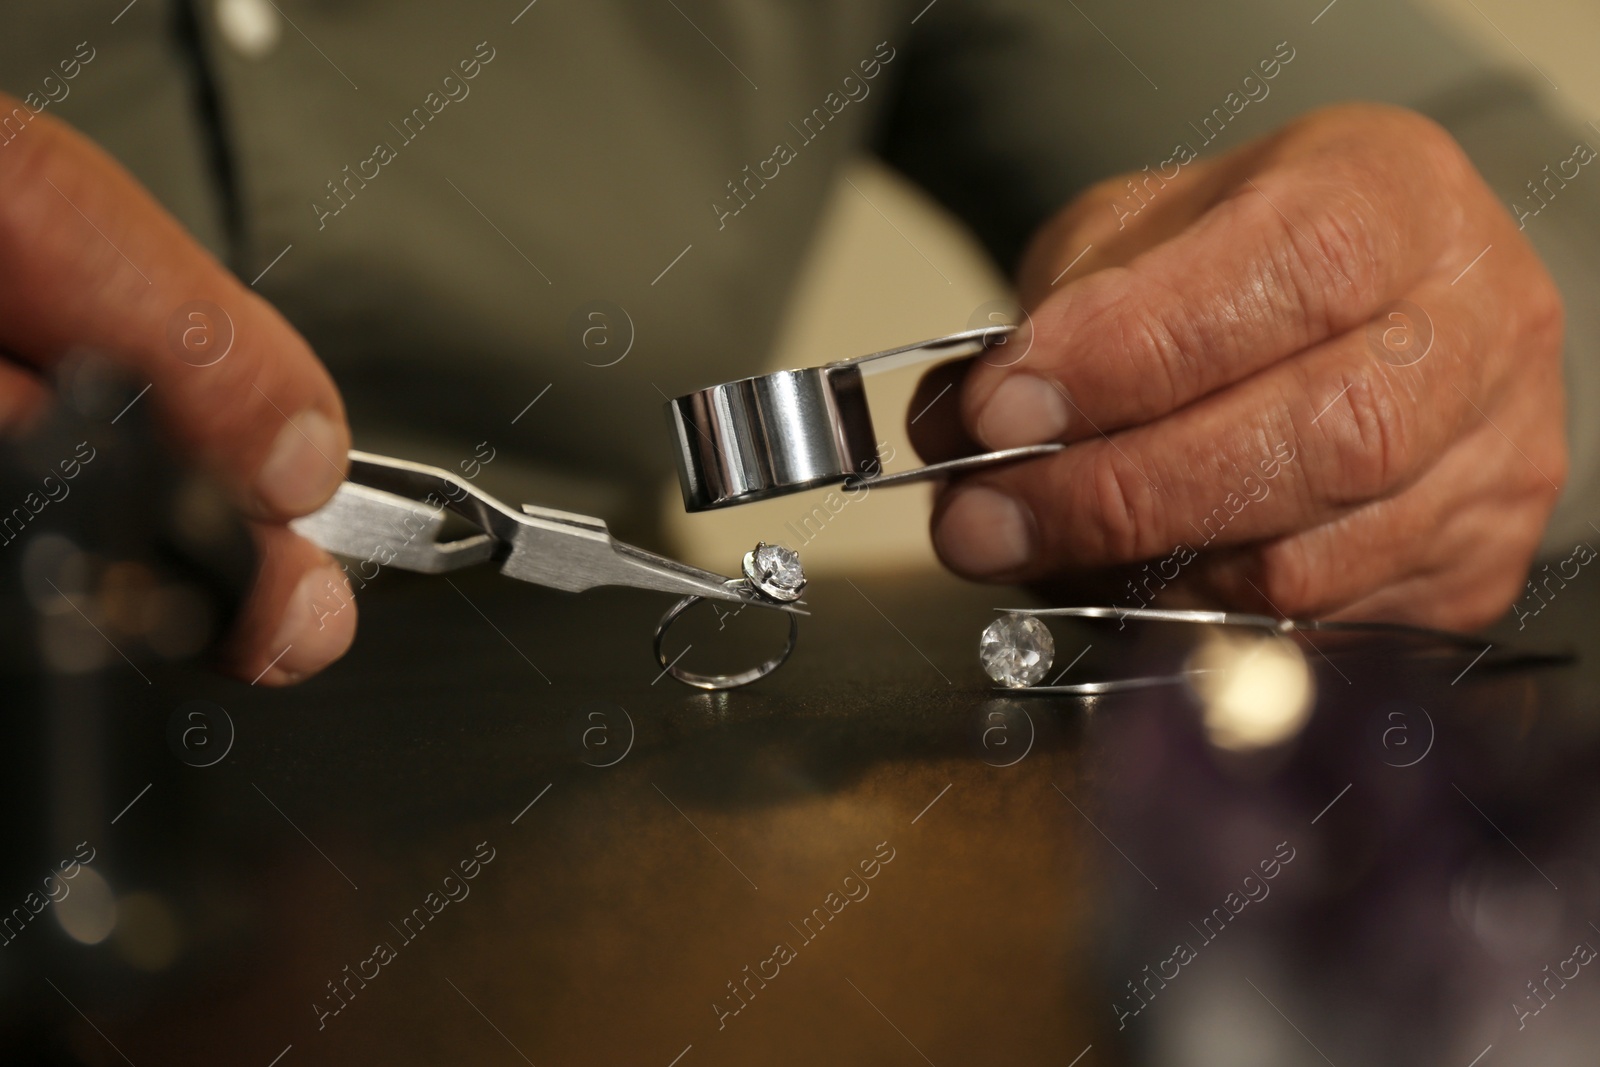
[290,450,807,615]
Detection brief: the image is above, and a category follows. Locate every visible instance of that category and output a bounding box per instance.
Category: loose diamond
[979,613,1054,688]
[744,542,806,601]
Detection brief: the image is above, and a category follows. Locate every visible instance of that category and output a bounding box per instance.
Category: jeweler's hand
[919,104,1566,628]
[0,97,356,683]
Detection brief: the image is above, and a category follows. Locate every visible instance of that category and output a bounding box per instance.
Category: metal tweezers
[992,605,1571,695]
[290,451,806,614]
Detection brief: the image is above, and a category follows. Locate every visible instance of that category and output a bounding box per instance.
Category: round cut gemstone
[746,542,806,601]
[979,613,1054,688]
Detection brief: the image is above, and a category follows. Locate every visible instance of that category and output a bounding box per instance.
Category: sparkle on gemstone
[745,542,806,601]
[979,613,1055,688]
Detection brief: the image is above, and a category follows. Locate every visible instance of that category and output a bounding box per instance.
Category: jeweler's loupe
[664,325,1063,512]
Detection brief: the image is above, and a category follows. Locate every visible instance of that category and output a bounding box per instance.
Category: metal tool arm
[291,451,803,610]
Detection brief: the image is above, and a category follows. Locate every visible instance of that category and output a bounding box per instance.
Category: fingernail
[257,409,344,515]
[975,374,1070,450]
[257,566,357,685]
[934,486,1034,577]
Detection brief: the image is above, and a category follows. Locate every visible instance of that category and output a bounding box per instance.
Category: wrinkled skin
[0,99,354,684]
[922,104,1567,629]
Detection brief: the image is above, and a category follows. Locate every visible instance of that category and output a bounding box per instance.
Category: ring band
[652,581,800,690]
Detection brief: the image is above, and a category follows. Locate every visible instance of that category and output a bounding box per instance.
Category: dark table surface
[6,556,1600,1067]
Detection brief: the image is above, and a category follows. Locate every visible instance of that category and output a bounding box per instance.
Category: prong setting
[741,542,807,603]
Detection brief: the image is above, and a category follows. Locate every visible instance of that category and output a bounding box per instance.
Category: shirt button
[216,0,281,58]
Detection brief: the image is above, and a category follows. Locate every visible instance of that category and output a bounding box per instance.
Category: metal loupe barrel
[666,364,881,512]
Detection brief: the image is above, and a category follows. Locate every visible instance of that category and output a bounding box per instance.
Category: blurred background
[663,0,1600,575]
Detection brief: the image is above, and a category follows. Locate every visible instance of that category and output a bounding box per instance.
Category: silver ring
[653,543,805,690]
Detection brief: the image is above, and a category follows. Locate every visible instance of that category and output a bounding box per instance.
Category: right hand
[0,96,355,684]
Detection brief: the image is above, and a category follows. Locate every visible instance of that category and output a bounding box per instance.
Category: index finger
[0,100,349,520]
[963,105,1472,453]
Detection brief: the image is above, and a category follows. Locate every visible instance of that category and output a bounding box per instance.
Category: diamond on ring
[742,542,806,602]
[654,542,805,690]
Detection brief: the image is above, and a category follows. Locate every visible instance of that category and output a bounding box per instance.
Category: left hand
[918,103,1566,628]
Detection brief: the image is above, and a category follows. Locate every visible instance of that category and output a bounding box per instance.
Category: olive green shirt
[3,0,1597,549]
